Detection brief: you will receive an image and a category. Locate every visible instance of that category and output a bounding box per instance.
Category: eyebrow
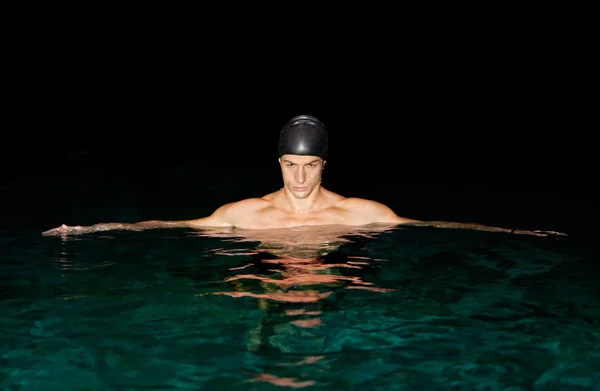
[283,159,321,165]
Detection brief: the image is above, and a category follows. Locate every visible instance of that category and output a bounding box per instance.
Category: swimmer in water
[42,114,565,237]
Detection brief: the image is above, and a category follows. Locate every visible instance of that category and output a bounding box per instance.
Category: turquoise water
[2,162,599,390]
[2,225,599,390]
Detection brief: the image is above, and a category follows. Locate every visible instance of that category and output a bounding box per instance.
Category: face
[279,154,325,199]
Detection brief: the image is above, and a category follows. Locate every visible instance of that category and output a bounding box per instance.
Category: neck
[281,184,325,214]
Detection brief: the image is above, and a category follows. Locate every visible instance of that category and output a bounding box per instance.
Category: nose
[295,167,306,184]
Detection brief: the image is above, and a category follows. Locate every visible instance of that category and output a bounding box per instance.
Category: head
[277,115,328,199]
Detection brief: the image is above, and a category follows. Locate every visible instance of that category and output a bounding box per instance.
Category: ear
[278,158,281,164]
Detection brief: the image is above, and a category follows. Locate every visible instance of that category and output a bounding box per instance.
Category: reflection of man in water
[43,115,563,237]
[202,225,395,356]
[207,225,395,303]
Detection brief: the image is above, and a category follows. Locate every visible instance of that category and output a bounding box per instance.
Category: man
[42,115,564,237]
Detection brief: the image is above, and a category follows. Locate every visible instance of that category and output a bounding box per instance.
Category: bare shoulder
[185,197,270,228]
[214,197,271,219]
[337,197,418,225]
[337,197,385,209]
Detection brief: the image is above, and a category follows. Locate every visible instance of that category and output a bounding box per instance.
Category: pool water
[1,159,599,390]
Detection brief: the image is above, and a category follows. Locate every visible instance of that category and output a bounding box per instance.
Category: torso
[227,188,359,229]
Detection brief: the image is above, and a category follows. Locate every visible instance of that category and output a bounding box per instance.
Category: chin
[288,187,311,198]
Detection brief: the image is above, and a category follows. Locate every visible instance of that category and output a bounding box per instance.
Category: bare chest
[236,206,348,229]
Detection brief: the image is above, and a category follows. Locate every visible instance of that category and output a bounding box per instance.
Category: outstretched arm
[42,220,191,236]
[402,220,566,237]
[42,204,235,237]
[349,199,567,238]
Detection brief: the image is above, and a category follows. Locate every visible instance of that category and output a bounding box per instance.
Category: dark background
[3,22,595,238]
[8,64,591,184]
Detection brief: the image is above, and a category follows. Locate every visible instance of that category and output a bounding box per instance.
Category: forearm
[404,221,563,237]
[90,220,188,232]
[84,222,144,233]
[42,220,190,236]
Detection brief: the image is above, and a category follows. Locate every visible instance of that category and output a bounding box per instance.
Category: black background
[4,19,595,236]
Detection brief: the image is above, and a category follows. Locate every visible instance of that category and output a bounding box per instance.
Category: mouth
[293,187,308,192]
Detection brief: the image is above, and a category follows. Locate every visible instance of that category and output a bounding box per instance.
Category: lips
[293,187,307,192]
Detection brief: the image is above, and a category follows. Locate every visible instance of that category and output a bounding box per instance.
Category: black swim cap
[278,115,328,159]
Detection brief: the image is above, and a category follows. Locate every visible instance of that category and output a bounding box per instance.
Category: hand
[42,224,88,237]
